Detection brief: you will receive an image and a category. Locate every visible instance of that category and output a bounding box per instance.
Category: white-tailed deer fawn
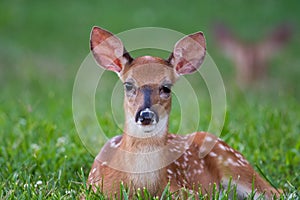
[213,22,292,85]
[87,26,281,199]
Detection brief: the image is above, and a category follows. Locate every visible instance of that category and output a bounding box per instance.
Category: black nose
[135,108,158,125]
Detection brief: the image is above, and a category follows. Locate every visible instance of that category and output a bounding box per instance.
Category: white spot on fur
[209,151,217,157]
[184,144,189,150]
[199,146,207,154]
[205,136,213,142]
[200,159,205,165]
[183,154,189,162]
[227,158,240,166]
[237,159,247,166]
[167,169,173,174]
[218,155,223,161]
[110,136,121,148]
[174,161,180,166]
[187,172,191,177]
[169,148,176,152]
[174,149,182,153]
[218,143,226,151]
[229,148,235,153]
[235,152,243,159]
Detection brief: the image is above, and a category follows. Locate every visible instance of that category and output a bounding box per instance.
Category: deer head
[90,27,206,139]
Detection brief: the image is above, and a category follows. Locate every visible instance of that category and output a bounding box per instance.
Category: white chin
[137,124,157,133]
[126,116,168,138]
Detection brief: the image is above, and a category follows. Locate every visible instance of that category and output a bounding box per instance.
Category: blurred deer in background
[213,22,293,86]
[87,26,281,199]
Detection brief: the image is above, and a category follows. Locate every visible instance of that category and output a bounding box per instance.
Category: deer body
[213,23,292,85]
[87,27,280,199]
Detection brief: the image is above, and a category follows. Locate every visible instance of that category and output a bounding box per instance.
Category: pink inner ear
[91,27,114,49]
[176,61,197,74]
[171,32,206,75]
[189,32,206,51]
[111,58,123,72]
[93,52,123,72]
[90,27,126,73]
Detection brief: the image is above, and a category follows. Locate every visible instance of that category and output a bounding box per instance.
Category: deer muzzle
[135,108,158,125]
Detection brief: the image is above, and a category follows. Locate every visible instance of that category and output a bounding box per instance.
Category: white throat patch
[126,114,168,139]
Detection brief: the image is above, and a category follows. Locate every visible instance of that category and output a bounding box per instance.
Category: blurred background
[1,0,299,89]
[0,0,299,197]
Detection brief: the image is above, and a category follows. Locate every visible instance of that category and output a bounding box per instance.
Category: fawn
[213,22,292,86]
[87,26,281,199]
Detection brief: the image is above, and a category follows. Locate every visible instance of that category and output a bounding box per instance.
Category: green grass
[1,0,300,199]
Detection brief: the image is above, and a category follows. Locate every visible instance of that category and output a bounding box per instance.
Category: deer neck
[116,113,169,191]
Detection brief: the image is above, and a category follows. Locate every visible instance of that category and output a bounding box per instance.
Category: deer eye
[124,82,135,92]
[161,85,171,93]
[160,84,172,98]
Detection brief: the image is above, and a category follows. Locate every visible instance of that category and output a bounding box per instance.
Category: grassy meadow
[0,0,299,199]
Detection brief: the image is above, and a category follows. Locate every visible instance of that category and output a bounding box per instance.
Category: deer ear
[168,32,206,75]
[259,23,293,57]
[90,26,133,73]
